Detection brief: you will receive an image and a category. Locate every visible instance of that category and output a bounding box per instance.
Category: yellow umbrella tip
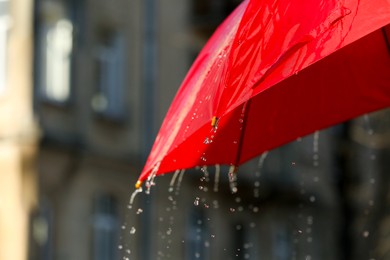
[135,180,142,189]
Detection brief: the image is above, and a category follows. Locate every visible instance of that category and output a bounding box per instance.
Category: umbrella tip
[135,180,143,189]
[211,116,219,127]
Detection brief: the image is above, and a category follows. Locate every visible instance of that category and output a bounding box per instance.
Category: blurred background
[0,0,389,259]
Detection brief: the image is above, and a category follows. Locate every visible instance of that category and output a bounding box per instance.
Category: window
[91,29,126,120]
[37,1,73,103]
[272,225,292,260]
[0,0,10,94]
[92,194,120,260]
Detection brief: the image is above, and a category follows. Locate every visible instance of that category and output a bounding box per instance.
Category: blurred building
[0,0,38,260]
[28,0,390,260]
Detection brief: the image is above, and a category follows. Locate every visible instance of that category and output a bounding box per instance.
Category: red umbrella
[136,0,390,189]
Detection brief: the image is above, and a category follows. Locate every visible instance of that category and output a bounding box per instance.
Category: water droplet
[307,216,313,225]
[118,245,123,250]
[291,161,296,166]
[166,228,172,235]
[130,227,136,234]
[121,225,126,230]
[129,187,143,208]
[253,207,259,213]
[228,166,238,194]
[363,231,369,237]
[309,196,316,202]
[126,249,131,254]
[136,208,143,214]
[194,197,200,206]
[211,234,216,238]
[230,208,236,212]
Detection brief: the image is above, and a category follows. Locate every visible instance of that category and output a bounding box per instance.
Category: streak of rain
[128,187,143,209]
[168,169,181,192]
[214,164,221,192]
[228,166,238,194]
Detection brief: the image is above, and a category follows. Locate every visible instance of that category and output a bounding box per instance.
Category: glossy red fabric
[137,0,390,184]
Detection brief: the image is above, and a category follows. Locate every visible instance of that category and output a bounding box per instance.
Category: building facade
[30,0,390,260]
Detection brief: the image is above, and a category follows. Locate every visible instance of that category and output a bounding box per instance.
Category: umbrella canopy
[136,0,390,188]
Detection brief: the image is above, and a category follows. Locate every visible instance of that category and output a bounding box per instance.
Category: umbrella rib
[382,27,390,54]
[234,99,252,167]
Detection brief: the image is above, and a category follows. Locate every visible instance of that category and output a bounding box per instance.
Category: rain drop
[228,166,238,194]
[129,187,143,208]
[130,227,136,234]
[194,197,200,206]
[363,231,370,237]
[136,208,143,214]
[118,245,123,250]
